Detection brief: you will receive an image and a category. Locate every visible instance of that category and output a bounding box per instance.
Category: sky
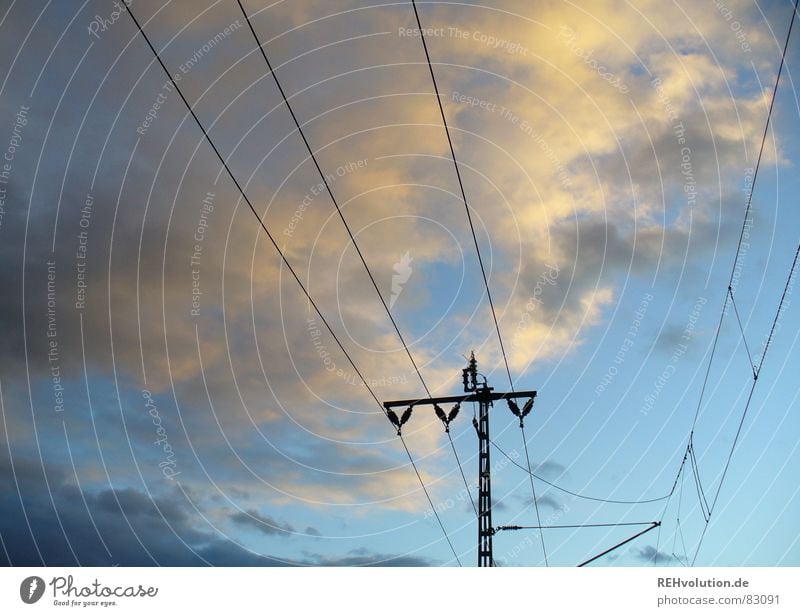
[0,0,798,567]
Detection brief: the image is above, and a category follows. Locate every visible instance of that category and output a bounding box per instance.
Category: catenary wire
[491,437,675,504]
[728,287,757,377]
[235,0,481,527]
[520,423,548,566]
[688,441,711,518]
[124,4,461,566]
[578,522,661,567]
[234,0,433,399]
[692,243,799,565]
[409,0,552,565]
[496,521,657,531]
[409,0,514,390]
[689,0,798,432]
[672,0,800,565]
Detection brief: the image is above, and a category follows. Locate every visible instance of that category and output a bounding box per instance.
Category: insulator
[468,354,478,389]
[434,404,447,423]
[400,406,413,426]
[521,397,534,417]
[448,403,460,423]
[507,399,521,417]
[387,409,400,428]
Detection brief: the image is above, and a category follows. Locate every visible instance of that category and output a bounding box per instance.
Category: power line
[688,441,710,519]
[490,437,673,504]
[409,1,552,566]
[755,243,799,377]
[124,4,461,567]
[234,0,481,530]
[670,465,686,564]
[728,288,757,378]
[496,521,657,531]
[235,0,432,399]
[691,243,798,565]
[446,431,478,517]
[410,0,514,390]
[398,437,462,566]
[520,423,548,565]
[678,0,800,564]
[688,0,798,433]
[410,0,549,565]
[729,0,799,289]
[578,522,661,567]
[654,452,687,566]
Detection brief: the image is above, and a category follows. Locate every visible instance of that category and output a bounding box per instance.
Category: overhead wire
[670,465,685,564]
[447,431,478,517]
[654,450,688,566]
[124,4,462,566]
[409,0,514,390]
[682,0,800,564]
[691,244,798,565]
[578,522,661,567]
[408,0,799,567]
[688,441,711,519]
[728,288,757,378]
[234,0,480,533]
[490,437,674,504]
[410,0,550,564]
[688,0,798,434]
[496,521,657,531]
[520,423,548,565]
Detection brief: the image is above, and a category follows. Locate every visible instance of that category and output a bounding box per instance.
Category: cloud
[299,548,435,567]
[634,545,681,564]
[535,461,567,478]
[0,453,421,566]
[0,453,265,566]
[0,0,789,566]
[520,494,561,512]
[230,509,320,537]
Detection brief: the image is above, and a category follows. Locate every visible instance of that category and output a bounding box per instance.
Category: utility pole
[383,352,536,567]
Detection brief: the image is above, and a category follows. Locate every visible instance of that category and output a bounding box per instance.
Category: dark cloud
[634,545,681,564]
[534,495,561,511]
[654,324,688,352]
[0,453,266,566]
[0,452,425,566]
[230,509,298,537]
[519,494,561,511]
[299,548,434,567]
[535,460,567,477]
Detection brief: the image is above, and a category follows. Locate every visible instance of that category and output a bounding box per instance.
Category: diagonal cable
[692,242,799,565]
[688,443,710,522]
[520,423,548,566]
[235,0,433,400]
[491,437,675,504]
[235,0,482,530]
[410,0,514,390]
[667,0,800,566]
[728,287,757,378]
[446,431,478,517]
[125,4,461,566]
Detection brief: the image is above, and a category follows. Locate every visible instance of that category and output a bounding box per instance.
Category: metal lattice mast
[383,353,536,567]
[476,390,494,565]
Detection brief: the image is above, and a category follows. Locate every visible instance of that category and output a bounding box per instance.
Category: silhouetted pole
[383,352,536,567]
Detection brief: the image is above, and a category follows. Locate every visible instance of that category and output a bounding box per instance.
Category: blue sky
[0,0,798,567]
